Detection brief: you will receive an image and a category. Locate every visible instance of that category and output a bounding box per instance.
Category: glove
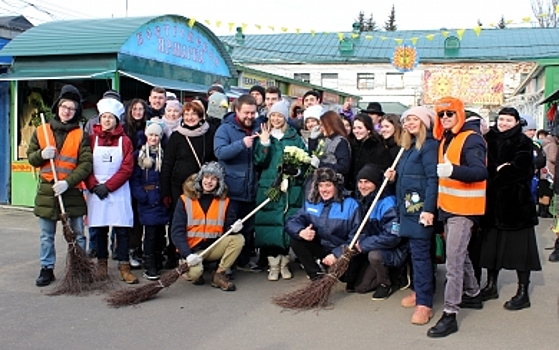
[280,178,289,193]
[437,155,453,178]
[163,196,172,209]
[310,155,320,168]
[52,180,69,196]
[41,146,56,160]
[93,184,109,200]
[186,253,203,267]
[309,126,322,139]
[231,219,243,233]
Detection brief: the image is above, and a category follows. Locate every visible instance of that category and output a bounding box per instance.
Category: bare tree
[531,0,559,27]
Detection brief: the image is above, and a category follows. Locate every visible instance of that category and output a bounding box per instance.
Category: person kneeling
[171,162,244,291]
[352,164,408,300]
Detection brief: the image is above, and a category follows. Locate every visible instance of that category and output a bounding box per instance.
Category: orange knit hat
[433,96,465,140]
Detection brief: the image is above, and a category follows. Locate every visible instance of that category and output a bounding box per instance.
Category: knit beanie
[249,85,266,100]
[194,161,227,197]
[433,96,466,140]
[165,99,183,113]
[304,105,324,123]
[357,164,384,188]
[401,106,436,130]
[139,118,164,171]
[52,84,83,123]
[145,117,164,136]
[269,99,290,120]
[521,114,537,131]
[102,89,121,101]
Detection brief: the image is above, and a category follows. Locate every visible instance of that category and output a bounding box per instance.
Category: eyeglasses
[59,105,76,113]
[437,111,456,118]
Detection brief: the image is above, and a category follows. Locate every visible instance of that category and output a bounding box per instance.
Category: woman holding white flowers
[254,100,307,281]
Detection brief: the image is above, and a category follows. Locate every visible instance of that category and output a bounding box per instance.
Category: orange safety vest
[36,124,83,182]
[438,130,486,216]
[182,194,230,249]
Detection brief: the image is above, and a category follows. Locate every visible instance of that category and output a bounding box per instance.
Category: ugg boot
[411,305,433,325]
[143,255,160,280]
[119,262,139,284]
[280,255,292,279]
[267,256,281,281]
[96,259,108,280]
[504,284,530,310]
[401,292,416,308]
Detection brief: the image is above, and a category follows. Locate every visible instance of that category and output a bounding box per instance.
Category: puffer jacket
[285,197,361,257]
[27,118,92,220]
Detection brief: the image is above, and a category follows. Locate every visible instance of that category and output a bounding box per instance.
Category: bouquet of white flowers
[266,145,311,201]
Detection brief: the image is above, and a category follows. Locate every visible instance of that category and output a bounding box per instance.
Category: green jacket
[253,127,307,249]
[27,118,93,220]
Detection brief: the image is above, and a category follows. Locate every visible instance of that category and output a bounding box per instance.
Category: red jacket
[86,123,134,192]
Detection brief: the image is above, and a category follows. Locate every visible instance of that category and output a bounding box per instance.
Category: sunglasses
[437,111,456,118]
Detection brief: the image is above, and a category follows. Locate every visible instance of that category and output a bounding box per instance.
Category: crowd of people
[28,82,556,338]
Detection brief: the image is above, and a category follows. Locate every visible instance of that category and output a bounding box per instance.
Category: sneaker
[237,261,262,273]
[143,269,160,281]
[372,284,392,300]
[35,267,55,287]
[129,250,142,269]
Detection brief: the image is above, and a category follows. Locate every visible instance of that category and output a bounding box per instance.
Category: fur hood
[308,168,345,203]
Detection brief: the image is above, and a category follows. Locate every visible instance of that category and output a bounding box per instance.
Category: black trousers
[144,225,166,257]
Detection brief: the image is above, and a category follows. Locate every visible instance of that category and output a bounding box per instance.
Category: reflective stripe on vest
[438,130,487,216]
[36,124,82,182]
[182,194,229,249]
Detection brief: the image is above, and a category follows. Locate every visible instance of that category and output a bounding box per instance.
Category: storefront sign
[11,163,35,172]
[240,73,276,88]
[321,91,340,104]
[288,84,309,97]
[423,67,504,105]
[120,17,231,77]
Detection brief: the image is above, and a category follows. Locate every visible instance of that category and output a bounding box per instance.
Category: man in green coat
[26,85,93,286]
[254,99,307,281]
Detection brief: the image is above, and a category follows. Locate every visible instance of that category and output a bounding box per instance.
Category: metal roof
[220,27,559,64]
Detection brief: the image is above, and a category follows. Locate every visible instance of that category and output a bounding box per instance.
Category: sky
[1,0,543,35]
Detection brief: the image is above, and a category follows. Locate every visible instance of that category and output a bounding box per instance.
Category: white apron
[87,136,133,227]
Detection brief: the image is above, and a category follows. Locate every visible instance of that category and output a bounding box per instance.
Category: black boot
[549,238,559,262]
[35,267,55,287]
[480,271,499,301]
[504,284,530,310]
[427,312,458,338]
[540,204,553,218]
[143,255,160,280]
[459,293,483,309]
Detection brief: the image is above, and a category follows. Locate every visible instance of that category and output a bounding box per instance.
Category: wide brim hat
[361,102,385,115]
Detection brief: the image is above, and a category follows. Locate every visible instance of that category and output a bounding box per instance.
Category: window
[386,72,404,89]
[294,73,310,83]
[321,73,338,89]
[357,73,375,89]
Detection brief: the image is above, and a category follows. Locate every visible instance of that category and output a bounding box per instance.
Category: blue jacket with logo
[285,197,361,257]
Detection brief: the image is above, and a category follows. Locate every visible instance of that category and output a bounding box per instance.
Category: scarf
[271,128,285,140]
[162,116,181,138]
[138,144,163,172]
[176,121,210,137]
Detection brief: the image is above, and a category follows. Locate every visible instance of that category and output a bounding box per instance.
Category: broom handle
[348,147,405,250]
[40,113,67,215]
[199,197,272,258]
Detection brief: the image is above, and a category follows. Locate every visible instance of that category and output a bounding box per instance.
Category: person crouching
[171,162,244,291]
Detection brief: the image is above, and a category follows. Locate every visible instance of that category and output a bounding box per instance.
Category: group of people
[29,82,545,338]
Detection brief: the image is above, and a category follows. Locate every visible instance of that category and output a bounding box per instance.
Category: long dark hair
[321,111,348,139]
[124,98,147,137]
[353,112,382,143]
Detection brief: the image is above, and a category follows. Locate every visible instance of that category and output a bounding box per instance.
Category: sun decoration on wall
[392,45,419,72]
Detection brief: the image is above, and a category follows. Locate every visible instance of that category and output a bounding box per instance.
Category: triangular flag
[228,22,235,32]
[473,25,482,36]
[539,13,549,18]
[394,38,404,44]
[310,30,316,37]
[204,19,211,25]
[351,33,359,39]
[380,36,387,41]
[556,4,559,14]
[489,22,494,27]
[281,27,288,32]
[242,23,248,31]
[365,35,373,40]
[255,24,262,30]
[426,34,435,41]
[522,17,531,23]
[456,29,465,40]
[323,31,330,34]
[442,31,449,38]
[410,37,418,45]
[268,25,275,31]
[187,18,196,28]
[337,33,344,41]
[295,28,301,34]
[216,21,222,28]
[506,19,513,24]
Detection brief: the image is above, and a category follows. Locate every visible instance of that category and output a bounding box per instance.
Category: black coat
[348,135,392,190]
[482,124,538,231]
[383,136,400,164]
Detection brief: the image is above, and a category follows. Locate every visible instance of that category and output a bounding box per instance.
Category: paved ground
[0,206,558,350]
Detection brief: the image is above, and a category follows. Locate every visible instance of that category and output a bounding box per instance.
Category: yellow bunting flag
[426,34,435,41]
[473,25,482,36]
[410,37,418,45]
[255,24,262,30]
[539,13,548,18]
[442,31,449,38]
[310,30,316,37]
[365,35,373,40]
[323,31,330,34]
[394,38,404,44]
[281,27,288,32]
[556,4,559,14]
[351,33,359,39]
[522,17,531,23]
[228,22,235,32]
[489,22,494,27]
[204,19,211,25]
[337,33,344,41]
[268,25,275,31]
[380,36,387,41]
[187,18,196,28]
[216,21,222,28]
[295,28,301,34]
[456,29,465,40]
[506,19,513,24]
[242,23,248,31]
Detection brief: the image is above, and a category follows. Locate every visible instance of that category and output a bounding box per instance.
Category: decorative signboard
[240,72,276,88]
[322,91,340,104]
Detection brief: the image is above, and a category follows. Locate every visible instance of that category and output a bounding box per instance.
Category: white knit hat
[145,118,164,136]
[97,98,125,120]
[303,105,324,122]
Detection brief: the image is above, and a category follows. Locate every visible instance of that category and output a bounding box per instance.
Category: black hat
[249,85,266,99]
[308,168,345,203]
[51,84,83,123]
[362,102,385,116]
[357,164,384,188]
[207,84,225,96]
[102,89,121,101]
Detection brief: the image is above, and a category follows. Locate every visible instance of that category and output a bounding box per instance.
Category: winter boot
[119,262,139,284]
[212,270,236,291]
[267,256,280,281]
[539,204,553,218]
[427,312,458,338]
[129,249,142,269]
[280,255,293,279]
[143,255,160,280]
[95,259,108,280]
[504,284,531,310]
[480,271,499,301]
[165,252,178,269]
[548,238,559,262]
[35,267,55,287]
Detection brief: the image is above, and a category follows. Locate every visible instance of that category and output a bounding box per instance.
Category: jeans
[409,237,433,308]
[39,217,86,269]
[444,216,480,314]
[91,226,129,262]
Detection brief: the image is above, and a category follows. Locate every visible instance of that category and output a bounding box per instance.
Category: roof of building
[221,27,559,64]
[0,15,33,32]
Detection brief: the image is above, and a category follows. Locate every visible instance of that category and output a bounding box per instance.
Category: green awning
[0,68,114,81]
[539,88,559,105]
[119,71,209,93]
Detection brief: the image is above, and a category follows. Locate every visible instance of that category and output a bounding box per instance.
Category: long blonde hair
[400,122,427,150]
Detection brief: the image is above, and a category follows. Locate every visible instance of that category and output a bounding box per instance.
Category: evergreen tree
[497,15,507,29]
[384,5,397,31]
[356,11,366,32]
[366,12,378,31]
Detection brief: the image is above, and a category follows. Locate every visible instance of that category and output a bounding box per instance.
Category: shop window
[321,73,338,89]
[386,72,404,89]
[357,73,375,90]
[294,73,310,83]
